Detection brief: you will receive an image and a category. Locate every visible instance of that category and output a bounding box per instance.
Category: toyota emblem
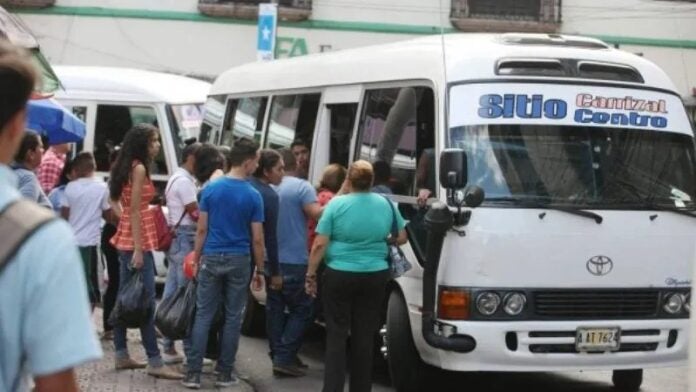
[586,255,613,276]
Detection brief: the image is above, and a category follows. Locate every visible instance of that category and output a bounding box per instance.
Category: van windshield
[168,104,204,163]
[449,125,696,210]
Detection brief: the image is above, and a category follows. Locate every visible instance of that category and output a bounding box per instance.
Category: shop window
[198,0,311,22]
[450,0,561,33]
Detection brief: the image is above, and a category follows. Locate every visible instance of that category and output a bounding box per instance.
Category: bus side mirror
[439,149,468,190]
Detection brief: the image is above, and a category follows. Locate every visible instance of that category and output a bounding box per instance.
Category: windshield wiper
[487,197,603,224]
[610,178,696,219]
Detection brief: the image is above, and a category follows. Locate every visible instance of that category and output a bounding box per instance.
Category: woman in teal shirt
[305,160,407,392]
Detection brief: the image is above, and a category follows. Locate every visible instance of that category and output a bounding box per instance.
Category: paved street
[80,310,688,391]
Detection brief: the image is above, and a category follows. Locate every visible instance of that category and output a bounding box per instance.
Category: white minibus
[202,34,696,392]
[53,66,211,282]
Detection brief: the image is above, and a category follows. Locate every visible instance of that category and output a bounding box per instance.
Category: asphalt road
[235,325,687,392]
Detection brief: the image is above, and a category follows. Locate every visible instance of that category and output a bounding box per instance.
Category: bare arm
[130,164,146,252]
[303,202,323,220]
[184,201,199,221]
[395,228,408,246]
[305,234,329,298]
[34,368,79,392]
[250,222,266,291]
[193,211,208,266]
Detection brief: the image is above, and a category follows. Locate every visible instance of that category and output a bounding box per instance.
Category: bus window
[93,104,165,175]
[357,86,435,263]
[328,103,357,168]
[266,93,321,150]
[358,86,435,197]
[220,96,268,147]
[200,95,226,144]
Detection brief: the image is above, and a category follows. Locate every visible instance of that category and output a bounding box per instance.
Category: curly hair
[109,123,158,200]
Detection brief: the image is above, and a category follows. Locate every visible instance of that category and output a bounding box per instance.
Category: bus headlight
[663,293,684,314]
[476,292,501,316]
[684,293,690,314]
[503,293,526,316]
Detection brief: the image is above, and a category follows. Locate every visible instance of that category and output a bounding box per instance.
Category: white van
[53,66,211,281]
[203,34,696,391]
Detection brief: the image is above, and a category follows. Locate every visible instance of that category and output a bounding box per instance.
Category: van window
[168,104,204,163]
[357,86,435,264]
[221,96,268,147]
[266,93,321,150]
[94,105,166,175]
[200,95,226,144]
[357,87,435,197]
[328,103,358,168]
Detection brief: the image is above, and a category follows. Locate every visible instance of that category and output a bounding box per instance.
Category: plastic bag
[108,270,151,328]
[155,280,197,340]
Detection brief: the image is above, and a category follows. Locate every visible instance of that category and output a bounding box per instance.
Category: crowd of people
[1,39,411,392]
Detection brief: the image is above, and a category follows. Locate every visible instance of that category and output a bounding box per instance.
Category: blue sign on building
[257,4,277,61]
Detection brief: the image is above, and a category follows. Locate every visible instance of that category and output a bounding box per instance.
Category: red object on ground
[183,251,197,280]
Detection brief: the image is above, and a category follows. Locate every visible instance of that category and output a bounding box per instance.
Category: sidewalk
[77,309,254,391]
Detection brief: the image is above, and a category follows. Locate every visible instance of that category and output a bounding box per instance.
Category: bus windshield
[449,124,696,210]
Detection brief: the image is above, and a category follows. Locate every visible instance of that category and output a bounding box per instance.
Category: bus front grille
[533,289,660,319]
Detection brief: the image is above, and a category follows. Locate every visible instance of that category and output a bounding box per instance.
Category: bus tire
[241,290,265,337]
[612,369,643,392]
[386,290,426,392]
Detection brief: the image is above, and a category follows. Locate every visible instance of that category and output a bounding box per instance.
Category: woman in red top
[108,124,181,379]
[307,164,346,251]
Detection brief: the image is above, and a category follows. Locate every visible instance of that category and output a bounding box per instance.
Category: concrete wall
[12,0,696,99]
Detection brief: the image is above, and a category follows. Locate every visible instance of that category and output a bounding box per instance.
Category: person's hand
[305,274,318,298]
[270,275,283,291]
[417,188,432,208]
[251,273,265,291]
[131,250,144,269]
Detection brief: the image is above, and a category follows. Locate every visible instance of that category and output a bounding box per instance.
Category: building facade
[5,0,696,124]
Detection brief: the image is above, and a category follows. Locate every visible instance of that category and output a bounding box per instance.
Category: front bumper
[413,317,689,372]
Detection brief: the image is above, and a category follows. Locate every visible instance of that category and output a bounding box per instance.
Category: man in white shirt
[162,141,201,363]
[61,152,112,309]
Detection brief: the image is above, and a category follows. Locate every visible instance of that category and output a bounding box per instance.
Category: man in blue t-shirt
[268,148,322,377]
[183,139,266,389]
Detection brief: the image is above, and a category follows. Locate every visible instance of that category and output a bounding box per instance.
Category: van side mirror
[439,149,468,190]
[463,185,485,208]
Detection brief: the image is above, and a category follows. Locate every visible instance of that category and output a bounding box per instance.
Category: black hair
[72,151,96,177]
[228,138,259,168]
[278,148,296,172]
[373,160,391,184]
[181,140,201,164]
[254,149,282,179]
[290,139,309,150]
[194,143,224,184]
[109,123,158,200]
[0,40,37,132]
[14,131,41,163]
[217,145,231,172]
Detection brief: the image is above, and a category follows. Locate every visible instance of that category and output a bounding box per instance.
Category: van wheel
[386,290,426,392]
[612,369,643,392]
[240,290,265,337]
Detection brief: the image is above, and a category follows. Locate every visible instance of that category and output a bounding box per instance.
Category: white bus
[53,66,211,282]
[202,33,696,392]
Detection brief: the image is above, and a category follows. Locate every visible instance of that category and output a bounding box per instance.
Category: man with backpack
[0,40,102,391]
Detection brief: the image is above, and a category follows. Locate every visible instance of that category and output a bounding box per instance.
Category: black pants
[101,223,120,331]
[322,267,389,392]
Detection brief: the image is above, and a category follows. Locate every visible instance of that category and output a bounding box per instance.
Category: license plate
[576,327,621,352]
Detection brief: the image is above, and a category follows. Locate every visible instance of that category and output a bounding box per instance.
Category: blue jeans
[113,250,163,367]
[266,263,315,366]
[188,253,251,374]
[162,225,196,352]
